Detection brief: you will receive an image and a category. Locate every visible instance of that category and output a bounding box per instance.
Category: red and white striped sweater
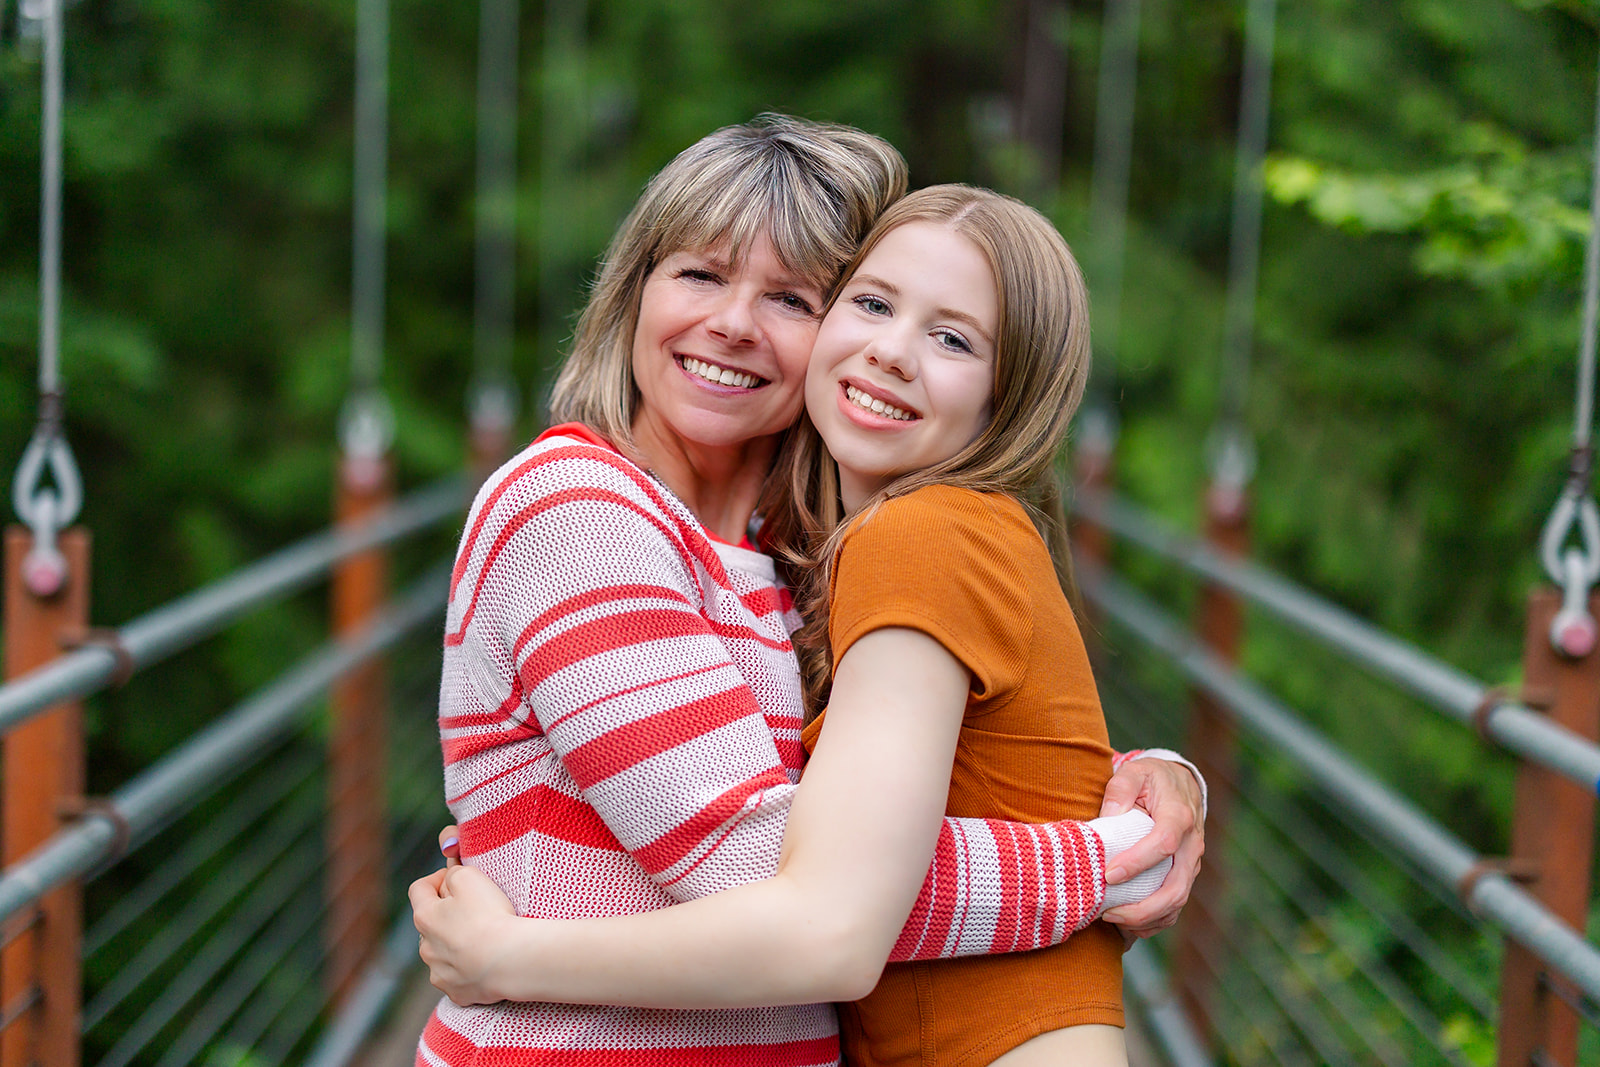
[420,426,1190,1066]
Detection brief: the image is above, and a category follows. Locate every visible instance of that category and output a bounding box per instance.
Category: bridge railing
[0,476,471,1067]
[1078,488,1600,1067]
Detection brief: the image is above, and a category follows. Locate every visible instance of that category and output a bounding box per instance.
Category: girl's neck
[631,412,777,544]
[837,465,886,516]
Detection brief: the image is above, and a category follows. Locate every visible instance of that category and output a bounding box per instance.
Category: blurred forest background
[0,0,1597,1061]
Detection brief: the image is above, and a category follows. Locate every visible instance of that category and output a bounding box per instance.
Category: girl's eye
[852,295,891,316]
[935,329,974,354]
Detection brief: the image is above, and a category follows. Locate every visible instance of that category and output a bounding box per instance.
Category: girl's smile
[805,220,999,510]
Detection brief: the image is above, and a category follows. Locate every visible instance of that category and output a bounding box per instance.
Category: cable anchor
[11,394,81,598]
[338,388,394,494]
[1540,449,1600,658]
[1204,421,1257,524]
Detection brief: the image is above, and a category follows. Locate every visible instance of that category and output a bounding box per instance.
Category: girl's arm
[414,626,1168,1008]
[453,444,1192,936]
[416,626,968,1008]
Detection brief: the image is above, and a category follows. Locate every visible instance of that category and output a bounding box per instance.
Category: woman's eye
[853,295,891,316]
[676,268,719,283]
[777,292,817,315]
[936,329,973,354]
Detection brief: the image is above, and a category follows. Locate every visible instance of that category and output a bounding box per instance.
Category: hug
[411,114,1206,1067]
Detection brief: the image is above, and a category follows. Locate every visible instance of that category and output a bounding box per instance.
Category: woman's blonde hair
[760,185,1093,716]
[547,114,908,454]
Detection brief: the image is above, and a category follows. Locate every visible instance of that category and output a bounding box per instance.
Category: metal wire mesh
[1096,600,1578,1066]
[78,612,446,1067]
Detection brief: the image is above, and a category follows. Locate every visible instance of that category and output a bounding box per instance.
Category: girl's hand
[1097,759,1205,938]
[409,864,520,1006]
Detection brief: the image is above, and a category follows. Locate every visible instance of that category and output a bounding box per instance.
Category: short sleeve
[828,485,1035,704]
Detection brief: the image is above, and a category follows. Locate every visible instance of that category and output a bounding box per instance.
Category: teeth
[845,385,915,421]
[681,357,761,389]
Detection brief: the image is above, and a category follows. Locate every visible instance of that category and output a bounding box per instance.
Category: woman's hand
[409,863,520,1006]
[1097,758,1205,939]
[439,824,462,867]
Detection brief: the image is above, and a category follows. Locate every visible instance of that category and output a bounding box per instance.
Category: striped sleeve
[888,816,1107,961]
[446,444,798,901]
[446,441,1184,952]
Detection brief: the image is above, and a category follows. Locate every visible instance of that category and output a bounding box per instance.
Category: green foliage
[2,0,1598,1059]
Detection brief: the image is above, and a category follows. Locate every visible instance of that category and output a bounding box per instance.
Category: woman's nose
[706,291,759,345]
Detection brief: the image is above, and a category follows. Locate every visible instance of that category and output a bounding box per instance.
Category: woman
[417,117,1203,1066]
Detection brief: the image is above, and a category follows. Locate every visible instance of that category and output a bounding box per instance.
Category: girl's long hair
[759,185,1093,717]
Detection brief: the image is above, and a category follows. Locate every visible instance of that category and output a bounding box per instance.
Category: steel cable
[81,786,322,1033]
[82,745,316,956]
[0,476,465,738]
[1083,0,1141,417]
[470,0,521,435]
[1573,43,1600,455]
[1099,663,1496,1024]
[149,880,325,1067]
[1076,488,1600,794]
[91,835,322,1067]
[1082,562,1600,1003]
[1215,0,1277,434]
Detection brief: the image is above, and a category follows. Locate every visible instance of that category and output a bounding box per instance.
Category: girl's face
[805,221,998,509]
[631,231,826,455]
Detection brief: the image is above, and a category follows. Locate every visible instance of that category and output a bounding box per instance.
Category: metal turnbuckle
[1540,487,1600,658]
[11,426,82,598]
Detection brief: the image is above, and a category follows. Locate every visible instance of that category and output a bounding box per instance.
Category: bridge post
[326,452,392,1006]
[1495,588,1600,1067]
[1172,479,1248,1045]
[1,527,88,1067]
[1071,422,1114,569]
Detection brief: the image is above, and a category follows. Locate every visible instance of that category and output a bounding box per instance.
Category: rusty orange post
[1,527,88,1067]
[326,452,392,1006]
[470,411,515,485]
[1071,433,1114,570]
[1172,480,1248,1045]
[1494,588,1600,1067]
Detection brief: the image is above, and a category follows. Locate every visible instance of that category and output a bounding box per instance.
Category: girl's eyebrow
[849,273,900,296]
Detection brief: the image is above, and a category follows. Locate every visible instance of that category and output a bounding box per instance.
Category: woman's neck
[631,414,778,544]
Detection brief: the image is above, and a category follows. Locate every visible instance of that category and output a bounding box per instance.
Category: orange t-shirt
[800,484,1122,1067]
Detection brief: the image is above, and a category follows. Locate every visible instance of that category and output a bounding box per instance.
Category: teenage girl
[413,184,1182,1066]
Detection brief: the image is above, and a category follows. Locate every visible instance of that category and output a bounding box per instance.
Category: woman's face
[805,221,998,508]
[631,231,827,455]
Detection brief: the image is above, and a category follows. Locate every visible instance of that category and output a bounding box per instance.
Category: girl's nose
[865,332,915,379]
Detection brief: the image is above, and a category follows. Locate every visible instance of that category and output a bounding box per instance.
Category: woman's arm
[453,443,1195,934]
[416,626,971,1008]
[415,625,1176,1007]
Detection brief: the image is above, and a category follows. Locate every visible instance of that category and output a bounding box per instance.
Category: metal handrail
[1081,562,1600,1004]
[1123,942,1214,1067]
[1073,489,1600,795]
[0,564,450,926]
[305,913,428,1067]
[0,474,467,738]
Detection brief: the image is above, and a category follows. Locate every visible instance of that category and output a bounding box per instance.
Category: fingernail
[1106,865,1125,884]
[440,836,459,854]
